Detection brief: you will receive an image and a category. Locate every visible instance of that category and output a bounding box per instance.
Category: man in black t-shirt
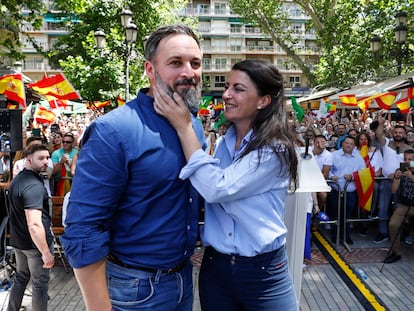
[7,144,54,311]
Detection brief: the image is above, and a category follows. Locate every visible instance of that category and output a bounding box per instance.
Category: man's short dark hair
[394,125,407,132]
[145,25,199,61]
[26,136,42,146]
[26,144,50,156]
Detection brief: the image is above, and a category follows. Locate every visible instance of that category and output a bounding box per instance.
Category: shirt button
[189,197,193,203]
[228,233,232,236]
[184,251,187,255]
[187,225,190,230]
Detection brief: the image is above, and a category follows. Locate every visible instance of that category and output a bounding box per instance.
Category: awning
[330,71,414,100]
[297,87,341,103]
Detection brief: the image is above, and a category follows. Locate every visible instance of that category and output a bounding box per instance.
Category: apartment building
[2,0,319,101]
[179,0,320,101]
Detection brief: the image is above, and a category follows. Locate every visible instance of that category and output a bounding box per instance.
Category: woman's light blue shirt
[180,126,290,257]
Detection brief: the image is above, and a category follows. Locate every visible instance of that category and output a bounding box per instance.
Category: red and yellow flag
[374,92,397,110]
[339,94,357,106]
[117,95,126,107]
[0,73,25,107]
[395,97,410,114]
[408,87,414,108]
[28,73,81,100]
[93,100,111,109]
[34,105,56,124]
[46,95,67,109]
[353,166,375,212]
[359,143,370,167]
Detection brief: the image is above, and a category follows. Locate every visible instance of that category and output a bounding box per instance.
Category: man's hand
[42,251,55,268]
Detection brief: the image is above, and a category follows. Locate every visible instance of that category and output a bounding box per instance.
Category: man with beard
[387,125,412,159]
[61,25,206,311]
[7,144,54,311]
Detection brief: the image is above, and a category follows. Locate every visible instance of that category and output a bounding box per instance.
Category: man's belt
[107,253,187,274]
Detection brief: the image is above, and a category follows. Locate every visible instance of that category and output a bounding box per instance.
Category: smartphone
[327,141,336,148]
[32,128,41,137]
[410,161,414,168]
[400,162,408,172]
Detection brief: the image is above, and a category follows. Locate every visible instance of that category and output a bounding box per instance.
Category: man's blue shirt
[61,89,205,269]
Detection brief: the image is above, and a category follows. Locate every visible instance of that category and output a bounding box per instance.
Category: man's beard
[155,70,200,114]
[393,135,405,142]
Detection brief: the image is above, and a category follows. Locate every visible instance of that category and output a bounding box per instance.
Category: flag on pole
[290,96,304,123]
[374,92,397,110]
[359,143,370,167]
[34,105,56,124]
[117,95,126,107]
[93,100,111,109]
[0,73,25,107]
[28,73,81,100]
[408,87,414,107]
[339,94,357,106]
[353,166,375,212]
[46,95,67,109]
[395,97,411,114]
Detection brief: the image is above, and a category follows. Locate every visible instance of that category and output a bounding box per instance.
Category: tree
[0,0,46,60]
[48,0,194,103]
[229,0,413,89]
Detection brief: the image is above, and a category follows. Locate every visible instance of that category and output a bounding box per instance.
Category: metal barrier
[320,177,391,252]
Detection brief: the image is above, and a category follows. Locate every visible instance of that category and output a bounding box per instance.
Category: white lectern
[284,147,331,306]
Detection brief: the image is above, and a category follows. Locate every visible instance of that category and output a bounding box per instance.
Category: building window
[214,75,226,88]
[24,58,44,70]
[203,58,211,70]
[197,4,209,15]
[215,58,227,70]
[230,24,242,33]
[231,58,243,66]
[214,3,226,15]
[289,76,301,88]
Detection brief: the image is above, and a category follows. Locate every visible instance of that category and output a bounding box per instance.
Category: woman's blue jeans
[199,246,297,311]
[106,259,193,311]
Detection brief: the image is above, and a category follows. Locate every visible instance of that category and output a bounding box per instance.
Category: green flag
[199,96,213,109]
[290,96,304,123]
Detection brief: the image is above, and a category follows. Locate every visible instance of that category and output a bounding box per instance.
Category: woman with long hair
[154,59,298,310]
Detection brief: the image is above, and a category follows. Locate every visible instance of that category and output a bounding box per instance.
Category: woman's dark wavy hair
[232,59,298,189]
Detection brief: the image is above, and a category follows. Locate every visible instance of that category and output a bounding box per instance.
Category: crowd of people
[1,23,413,311]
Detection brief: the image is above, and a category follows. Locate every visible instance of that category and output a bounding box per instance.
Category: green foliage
[48,0,192,102]
[0,0,46,60]
[229,0,413,89]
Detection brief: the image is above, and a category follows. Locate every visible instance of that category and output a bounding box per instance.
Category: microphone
[301,136,312,160]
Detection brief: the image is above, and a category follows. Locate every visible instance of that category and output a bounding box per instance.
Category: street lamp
[395,11,408,75]
[94,9,138,103]
[370,11,409,76]
[370,35,381,53]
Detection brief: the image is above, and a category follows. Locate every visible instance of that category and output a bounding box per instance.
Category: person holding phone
[385,149,414,263]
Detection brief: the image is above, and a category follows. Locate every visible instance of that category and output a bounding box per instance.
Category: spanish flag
[0,73,25,107]
[395,97,410,114]
[408,87,414,108]
[34,105,56,124]
[374,92,397,110]
[93,100,111,109]
[28,73,81,100]
[353,143,375,211]
[117,95,125,107]
[353,165,375,212]
[339,94,357,106]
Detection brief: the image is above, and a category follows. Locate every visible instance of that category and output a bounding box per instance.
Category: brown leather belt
[107,253,187,274]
